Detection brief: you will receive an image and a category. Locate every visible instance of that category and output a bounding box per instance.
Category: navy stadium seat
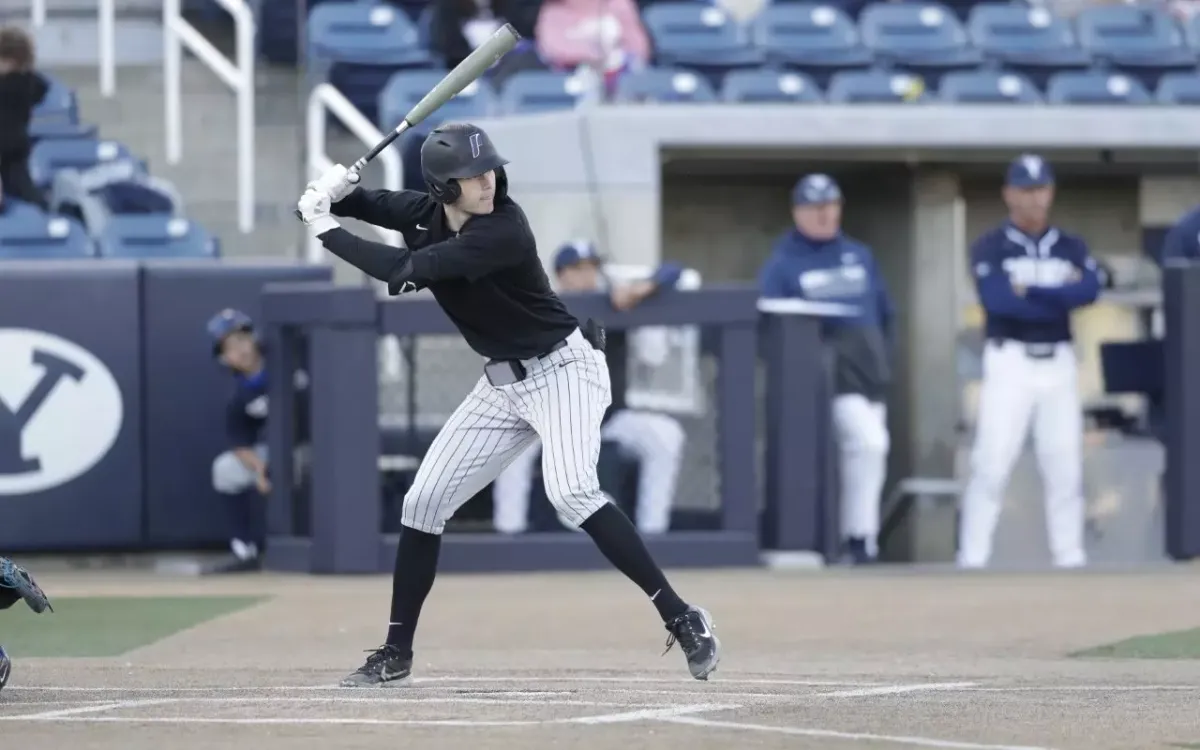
[615,67,718,103]
[752,4,874,87]
[31,73,78,125]
[498,70,589,114]
[1075,5,1197,89]
[967,4,1092,89]
[1045,70,1152,104]
[27,138,140,192]
[939,69,1041,103]
[826,69,930,102]
[378,71,495,133]
[642,3,764,83]
[1156,71,1200,104]
[0,204,94,259]
[721,69,823,102]
[258,0,343,63]
[308,2,435,125]
[96,216,219,259]
[859,2,983,84]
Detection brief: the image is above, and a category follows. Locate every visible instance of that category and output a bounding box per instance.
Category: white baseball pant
[492,408,686,535]
[958,340,1086,568]
[832,394,889,554]
[402,329,612,535]
[212,444,268,494]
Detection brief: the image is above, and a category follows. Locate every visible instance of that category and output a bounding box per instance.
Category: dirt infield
[3,566,1200,750]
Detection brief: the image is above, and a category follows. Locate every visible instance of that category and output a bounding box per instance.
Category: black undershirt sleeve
[317,227,410,284]
[330,188,430,232]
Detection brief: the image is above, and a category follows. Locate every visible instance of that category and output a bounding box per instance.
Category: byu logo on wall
[0,329,124,494]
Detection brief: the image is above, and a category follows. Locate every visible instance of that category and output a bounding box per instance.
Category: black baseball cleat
[340,645,413,687]
[663,606,721,680]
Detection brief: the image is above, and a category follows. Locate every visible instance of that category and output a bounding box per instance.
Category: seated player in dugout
[206,309,311,567]
[758,174,895,565]
[491,240,688,535]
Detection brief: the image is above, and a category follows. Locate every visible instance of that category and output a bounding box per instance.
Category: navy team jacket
[759,230,895,399]
[971,223,1101,344]
[758,230,894,339]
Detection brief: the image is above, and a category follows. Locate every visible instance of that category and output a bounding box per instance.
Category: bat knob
[293,209,303,221]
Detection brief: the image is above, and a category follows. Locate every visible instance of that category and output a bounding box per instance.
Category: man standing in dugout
[295,123,721,686]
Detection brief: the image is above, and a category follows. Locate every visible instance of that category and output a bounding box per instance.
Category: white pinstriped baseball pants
[402,328,612,535]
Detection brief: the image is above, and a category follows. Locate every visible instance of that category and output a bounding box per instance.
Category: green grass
[1070,627,1200,660]
[1,596,267,658]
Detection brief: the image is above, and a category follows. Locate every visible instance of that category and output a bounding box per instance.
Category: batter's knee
[657,415,686,456]
[212,452,254,495]
[546,487,608,529]
[400,486,450,535]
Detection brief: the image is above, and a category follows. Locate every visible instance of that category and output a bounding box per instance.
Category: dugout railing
[258,281,843,574]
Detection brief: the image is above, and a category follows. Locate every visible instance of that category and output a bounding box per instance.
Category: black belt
[991,338,1061,360]
[484,337,569,387]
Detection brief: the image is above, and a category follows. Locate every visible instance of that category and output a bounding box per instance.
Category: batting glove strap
[307,215,341,236]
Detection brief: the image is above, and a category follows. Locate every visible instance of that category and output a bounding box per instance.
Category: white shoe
[230,539,258,561]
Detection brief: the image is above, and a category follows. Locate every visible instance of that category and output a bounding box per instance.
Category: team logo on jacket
[0,329,124,494]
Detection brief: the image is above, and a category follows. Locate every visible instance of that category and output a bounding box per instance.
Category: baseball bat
[295,23,522,221]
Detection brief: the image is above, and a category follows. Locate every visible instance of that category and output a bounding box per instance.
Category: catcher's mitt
[0,557,53,614]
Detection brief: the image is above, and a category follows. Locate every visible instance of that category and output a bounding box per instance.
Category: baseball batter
[492,240,687,536]
[296,123,720,686]
[959,155,1101,569]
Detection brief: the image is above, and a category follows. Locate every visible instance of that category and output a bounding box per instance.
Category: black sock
[225,491,254,547]
[580,503,689,622]
[385,525,442,658]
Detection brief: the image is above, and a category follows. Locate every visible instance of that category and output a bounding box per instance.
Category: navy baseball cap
[553,240,603,272]
[1006,154,1055,188]
[792,173,842,206]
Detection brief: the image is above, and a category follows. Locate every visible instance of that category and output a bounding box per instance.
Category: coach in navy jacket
[958,155,1101,570]
[758,174,894,565]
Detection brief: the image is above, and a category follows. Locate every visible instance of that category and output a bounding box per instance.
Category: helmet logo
[469,132,482,159]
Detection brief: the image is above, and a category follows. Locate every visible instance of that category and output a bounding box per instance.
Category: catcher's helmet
[420,123,509,205]
[206,308,255,357]
[0,645,11,692]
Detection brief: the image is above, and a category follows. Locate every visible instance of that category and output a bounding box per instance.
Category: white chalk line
[0,702,740,728]
[2,699,177,721]
[820,682,979,698]
[659,716,1056,750]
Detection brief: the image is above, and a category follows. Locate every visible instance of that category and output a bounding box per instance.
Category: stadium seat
[827,70,930,103]
[29,120,98,142]
[939,69,1042,103]
[1075,5,1197,90]
[859,2,983,85]
[1156,71,1200,104]
[967,4,1092,89]
[1045,70,1152,104]
[751,4,875,87]
[258,0,343,63]
[642,3,764,83]
[31,73,78,125]
[721,69,823,102]
[27,138,140,193]
[498,70,590,114]
[308,2,436,125]
[0,205,94,259]
[379,71,495,133]
[96,216,219,259]
[49,159,185,239]
[614,67,718,103]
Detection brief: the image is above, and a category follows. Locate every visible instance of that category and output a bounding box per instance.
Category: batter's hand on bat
[297,188,340,236]
[307,163,361,203]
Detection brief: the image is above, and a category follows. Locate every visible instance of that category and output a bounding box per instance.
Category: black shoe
[340,645,413,687]
[663,606,721,680]
[840,537,877,566]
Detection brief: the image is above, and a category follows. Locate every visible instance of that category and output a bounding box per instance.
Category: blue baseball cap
[1006,154,1055,188]
[553,240,603,272]
[792,173,842,206]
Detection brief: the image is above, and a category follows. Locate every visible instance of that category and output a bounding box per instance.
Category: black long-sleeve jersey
[318,187,580,360]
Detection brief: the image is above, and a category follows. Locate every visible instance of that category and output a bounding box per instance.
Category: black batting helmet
[420,123,509,204]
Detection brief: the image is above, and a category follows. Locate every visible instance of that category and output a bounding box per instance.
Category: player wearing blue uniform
[758,174,894,565]
[959,155,1102,569]
[207,309,275,568]
[1160,204,1200,263]
[0,556,53,692]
